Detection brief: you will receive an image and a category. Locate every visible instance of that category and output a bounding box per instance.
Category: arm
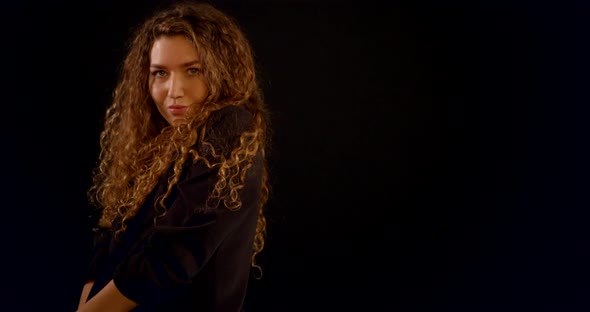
[78,227,113,310]
[77,281,94,310]
[78,280,138,312]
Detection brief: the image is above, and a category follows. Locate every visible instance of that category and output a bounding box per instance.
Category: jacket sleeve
[111,106,262,305]
[83,226,113,282]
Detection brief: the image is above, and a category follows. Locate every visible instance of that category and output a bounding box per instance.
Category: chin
[170,118,188,126]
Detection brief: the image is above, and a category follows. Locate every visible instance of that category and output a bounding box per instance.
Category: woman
[77,1,271,311]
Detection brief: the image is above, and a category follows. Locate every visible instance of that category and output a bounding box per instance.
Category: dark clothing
[84,106,262,312]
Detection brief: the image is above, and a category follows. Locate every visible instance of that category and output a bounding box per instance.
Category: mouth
[168,105,188,115]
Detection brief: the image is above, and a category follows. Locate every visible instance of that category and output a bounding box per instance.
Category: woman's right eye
[151,70,167,77]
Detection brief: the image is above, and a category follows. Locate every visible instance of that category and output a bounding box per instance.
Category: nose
[167,73,184,99]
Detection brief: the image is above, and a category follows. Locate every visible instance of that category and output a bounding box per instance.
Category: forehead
[150,35,200,65]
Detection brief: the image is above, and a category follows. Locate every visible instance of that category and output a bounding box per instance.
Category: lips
[168,105,188,115]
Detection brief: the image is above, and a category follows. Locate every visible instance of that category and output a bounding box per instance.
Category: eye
[151,70,167,78]
[187,68,200,75]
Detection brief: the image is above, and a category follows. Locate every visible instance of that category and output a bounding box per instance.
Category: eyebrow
[150,60,201,69]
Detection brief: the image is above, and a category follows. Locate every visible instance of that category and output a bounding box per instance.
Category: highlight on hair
[87,0,271,276]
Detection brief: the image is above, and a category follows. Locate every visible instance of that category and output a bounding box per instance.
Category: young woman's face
[149,35,209,125]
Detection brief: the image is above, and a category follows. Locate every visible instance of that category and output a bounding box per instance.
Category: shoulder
[201,105,254,155]
[207,105,254,134]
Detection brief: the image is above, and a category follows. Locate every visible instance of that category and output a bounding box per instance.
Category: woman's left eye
[187,68,200,75]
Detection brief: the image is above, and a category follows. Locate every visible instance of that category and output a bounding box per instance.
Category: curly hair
[87,1,271,275]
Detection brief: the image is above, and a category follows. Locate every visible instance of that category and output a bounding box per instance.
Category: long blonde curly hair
[87,1,270,274]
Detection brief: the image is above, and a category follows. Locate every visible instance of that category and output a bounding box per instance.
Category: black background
[0,0,589,311]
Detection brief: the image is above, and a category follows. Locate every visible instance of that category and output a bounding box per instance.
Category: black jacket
[84,106,262,311]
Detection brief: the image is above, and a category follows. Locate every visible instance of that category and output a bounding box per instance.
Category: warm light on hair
[87,1,271,276]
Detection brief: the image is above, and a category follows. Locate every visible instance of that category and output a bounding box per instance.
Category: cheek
[149,83,166,105]
[192,81,209,101]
